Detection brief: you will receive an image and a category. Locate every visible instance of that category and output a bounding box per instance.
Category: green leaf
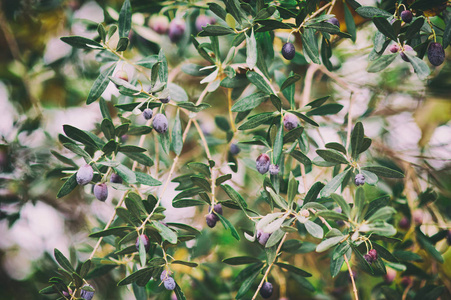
[350,121,364,159]
[87,63,116,104]
[153,221,177,244]
[355,6,392,18]
[118,0,132,38]
[321,169,351,197]
[246,71,273,94]
[198,25,236,36]
[325,142,346,154]
[135,172,162,186]
[56,173,78,198]
[172,110,183,156]
[289,111,319,127]
[221,184,248,209]
[238,112,274,130]
[171,260,198,268]
[63,125,99,149]
[60,36,103,49]
[223,256,262,265]
[116,37,129,51]
[367,207,396,223]
[123,152,154,167]
[405,53,430,80]
[188,162,211,177]
[132,282,147,300]
[119,145,146,153]
[54,248,74,273]
[117,267,157,286]
[158,49,168,85]
[276,262,312,277]
[316,210,348,221]
[281,73,301,91]
[405,18,425,40]
[108,76,141,95]
[138,235,146,266]
[361,166,404,178]
[290,149,312,166]
[301,28,320,64]
[89,226,134,238]
[101,119,115,140]
[343,3,356,41]
[304,182,324,203]
[306,103,343,116]
[330,194,351,217]
[316,149,349,164]
[127,126,152,136]
[304,220,323,239]
[316,236,344,252]
[235,264,261,299]
[256,19,293,30]
[79,259,92,278]
[367,54,397,72]
[246,28,257,69]
[273,124,283,164]
[215,116,230,132]
[231,92,268,112]
[373,17,397,41]
[443,17,451,48]
[114,164,137,183]
[415,227,444,263]
[217,214,240,240]
[176,102,211,112]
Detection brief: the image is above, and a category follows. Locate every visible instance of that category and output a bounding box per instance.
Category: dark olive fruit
[327,17,340,28]
[213,204,223,215]
[80,284,94,300]
[260,282,273,299]
[143,108,153,120]
[389,44,399,53]
[230,143,241,155]
[401,10,413,23]
[163,276,176,290]
[168,19,186,43]
[400,45,413,62]
[160,269,171,281]
[269,164,280,175]
[398,216,410,230]
[364,249,378,264]
[195,14,215,32]
[256,230,271,246]
[401,276,412,287]
[354,174,365,186]
[135,234,150,252]
[256,153,270,174]
[427,42,445,66]
[76,164,94,186]
[206,213,217,228]
[114,70,129,82]
[148,15,170,34]
[110,173,122,184]
[152,113,168,134]
[283,113,300,130]
[93,183,108,201]
[159,95,170,103]
[282,42,296,60]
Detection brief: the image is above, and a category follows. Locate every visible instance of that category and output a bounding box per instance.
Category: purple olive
[168,19,186,43]
[260,282,273,299]
[195,14,215,32]
[93,183,108,201]
[206,213,217,228]
[159,95,170,103]
[283,113,300,130]
[282,42,296,60]
[354,174,365,186]
[160,269,172,281]
[152,113,168,134]
[213,204,223,215]
[256,230,271,246]
[269,164,280,175]
[148,15,170,34]
[401,10,413,23]
[80,284,94,300]
[163,276,176,290]
[327,17,340,28]
[143,108,153,120]
[110,173,122,184]
[427,42,445,66]
[400,44,413,62]
[76,164,94,186]
[256,153,270,174]
[399,216,410,230]
[389,44,399,53]
[135,234,150,252]
[230,143,241,155]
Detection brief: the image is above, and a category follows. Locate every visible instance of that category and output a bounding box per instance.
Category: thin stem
[344,254,359,300]
[301,64,319,107]
[251,233,289,300]
[327,0,337,15]
[192,119,212,160]
[227,88,236,132]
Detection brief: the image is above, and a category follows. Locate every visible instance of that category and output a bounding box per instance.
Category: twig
[344,254,359,300]
[301,64,320,107]
[192,119,212,160]
[251,233,289,300]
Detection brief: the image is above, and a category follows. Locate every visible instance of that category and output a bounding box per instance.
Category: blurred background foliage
[1,0,451,299]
